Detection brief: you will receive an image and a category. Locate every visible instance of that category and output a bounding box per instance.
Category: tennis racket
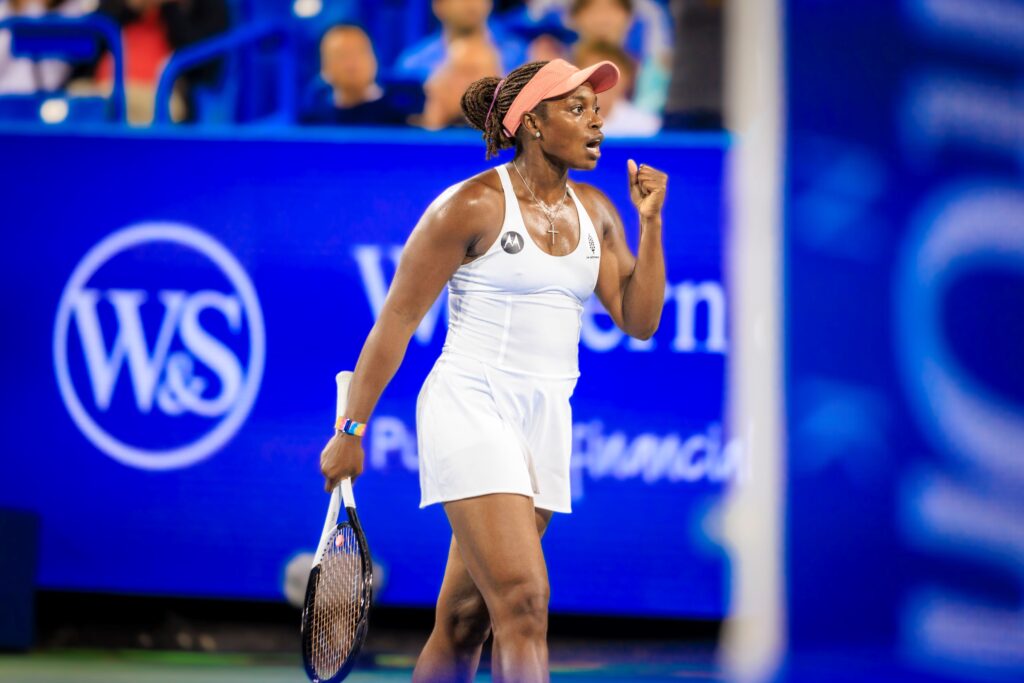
[301,371,373,683]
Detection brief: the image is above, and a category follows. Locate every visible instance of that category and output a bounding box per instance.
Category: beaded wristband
[335,417,367,437]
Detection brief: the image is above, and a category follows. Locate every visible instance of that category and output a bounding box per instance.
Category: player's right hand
[320,432,365,491]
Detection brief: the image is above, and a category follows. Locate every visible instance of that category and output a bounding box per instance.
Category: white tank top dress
[416,164,602,513]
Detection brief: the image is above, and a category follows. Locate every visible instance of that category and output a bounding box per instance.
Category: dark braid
[461,61,549,159]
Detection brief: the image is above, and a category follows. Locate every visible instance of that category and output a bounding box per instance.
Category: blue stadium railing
[153,21,297,126]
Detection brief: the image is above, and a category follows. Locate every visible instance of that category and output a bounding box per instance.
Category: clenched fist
[627,159,668,221]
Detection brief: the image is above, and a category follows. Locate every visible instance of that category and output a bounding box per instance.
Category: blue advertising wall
[0,126,733,618]
[784,0,1023,678]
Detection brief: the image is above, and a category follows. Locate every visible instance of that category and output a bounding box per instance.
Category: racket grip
[335,371,353,419]
[335,372,358,509]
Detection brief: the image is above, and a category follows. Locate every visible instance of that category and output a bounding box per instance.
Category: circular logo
[501,231,525,254]
[53,223,266,471]
[896,184,1024,483]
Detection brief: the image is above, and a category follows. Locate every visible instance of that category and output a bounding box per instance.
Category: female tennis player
[320,58,667,682]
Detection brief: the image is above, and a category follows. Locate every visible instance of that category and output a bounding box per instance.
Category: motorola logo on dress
[53,223,265,471]
[501,231,524,254]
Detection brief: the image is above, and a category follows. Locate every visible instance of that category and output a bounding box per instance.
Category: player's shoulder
[569,179,617,229]
[568,179,609,202]
[428,168,504,222]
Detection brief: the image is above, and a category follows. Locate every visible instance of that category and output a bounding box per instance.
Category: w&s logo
[53,223,266,470]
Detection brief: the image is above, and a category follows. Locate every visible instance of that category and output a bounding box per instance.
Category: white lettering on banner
[352,245,447,345]
[53,223,265,471]
[72,288,182,412]
[368,415,419,471]
[363,415,745,496]
[896,186,1024,670]
[353,244,728,354]
[672,281,729,352]
[907,0,1024,58]
[71,289,243,416]
[170,291,244,417]
[571,420,746,489]
[902,72,1024,165]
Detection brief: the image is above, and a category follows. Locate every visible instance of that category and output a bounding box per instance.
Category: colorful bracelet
[335,417,367,437]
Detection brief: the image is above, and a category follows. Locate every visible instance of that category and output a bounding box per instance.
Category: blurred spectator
[75,0,229,124]
[495,1,574,65]
[0,0,95,94]
[567,0,632,45]
[300,24,413,127]
[394,0,526,80]
[662,0,722,130]
[417,35,500,130]
[574,39,659,137]
[527,31,566,62]
[627,0,677,114]
[287,0,358,88]
[541,0,672,114]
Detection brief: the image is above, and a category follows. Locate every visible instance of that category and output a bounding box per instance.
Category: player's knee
[490,578,549,641]
[442,593,491,652]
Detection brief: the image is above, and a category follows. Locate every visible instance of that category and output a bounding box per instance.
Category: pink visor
[501,58,620,138]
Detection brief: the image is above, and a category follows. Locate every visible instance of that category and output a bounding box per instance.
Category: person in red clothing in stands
[85,0,229,124]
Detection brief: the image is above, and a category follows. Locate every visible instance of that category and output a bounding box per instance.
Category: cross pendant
[547,222,558,245]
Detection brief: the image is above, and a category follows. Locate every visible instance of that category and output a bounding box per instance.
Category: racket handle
[336,370,353,419]
[335,372,357,509]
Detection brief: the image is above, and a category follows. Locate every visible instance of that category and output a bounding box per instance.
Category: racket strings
[309,523,366,680]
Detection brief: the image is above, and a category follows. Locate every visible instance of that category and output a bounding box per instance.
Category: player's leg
[413,506,552,682]
[412,535,490,683]
[442,493,553,683]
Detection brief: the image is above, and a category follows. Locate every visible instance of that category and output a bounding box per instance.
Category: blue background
[0,126,731,618]
[782,0,1024,679]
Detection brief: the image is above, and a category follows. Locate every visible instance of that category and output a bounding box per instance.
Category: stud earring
[534,132,541,138]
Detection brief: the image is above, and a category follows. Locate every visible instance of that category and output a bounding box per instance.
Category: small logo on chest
[501,231,524,254]
[586,233,600,259]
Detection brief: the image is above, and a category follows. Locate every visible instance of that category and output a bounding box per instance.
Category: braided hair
[461,61,549,159]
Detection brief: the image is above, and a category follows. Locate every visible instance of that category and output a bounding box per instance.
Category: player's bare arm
[319,179,501,490]
[577,160,668,339]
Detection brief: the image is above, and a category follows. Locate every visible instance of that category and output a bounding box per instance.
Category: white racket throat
[312,371,358,568]
[312,479,355,567]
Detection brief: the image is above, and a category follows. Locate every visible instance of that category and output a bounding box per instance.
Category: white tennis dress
[416,164,603,513]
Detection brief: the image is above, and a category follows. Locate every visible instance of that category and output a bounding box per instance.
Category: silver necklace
[512,160,567,246]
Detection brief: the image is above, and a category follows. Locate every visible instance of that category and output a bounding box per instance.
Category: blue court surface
[0,642,720,683]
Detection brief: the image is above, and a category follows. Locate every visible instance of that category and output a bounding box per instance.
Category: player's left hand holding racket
[320,371,365,492]
[302,371,373,683]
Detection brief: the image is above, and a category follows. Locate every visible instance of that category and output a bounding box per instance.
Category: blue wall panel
[783,0,1024,678]
[0,127,732,617]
